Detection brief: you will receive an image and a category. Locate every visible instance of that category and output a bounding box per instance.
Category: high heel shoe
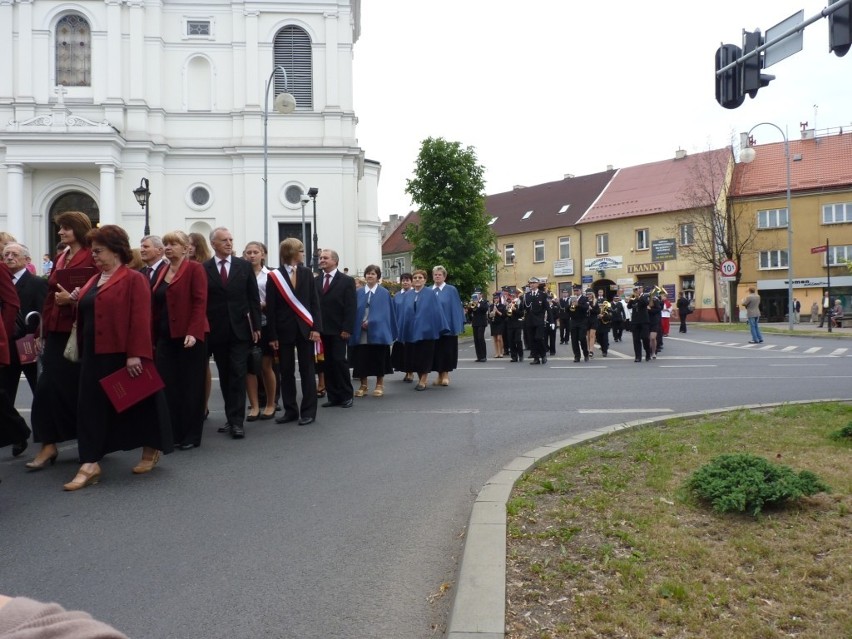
[26,452,58,471]
[316,387,327,398]
[63,467,101,491]
[354,384,368,398]
[132,450,161,474]
[372,386,384,397]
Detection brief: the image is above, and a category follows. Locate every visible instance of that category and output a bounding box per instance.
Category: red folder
[55,267,96,291]
[15,334,38,364]
[99,359,165,413]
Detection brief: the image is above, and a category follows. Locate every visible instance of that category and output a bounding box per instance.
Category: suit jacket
[76,266,153,358]
[13,270,48,339]
[152,259,209,342]
[316,270,356,336]
[0,264,21,366]
[266,265,322,342]
[42,247,97,334]
[140,260,167,289]
[204,255,261,345]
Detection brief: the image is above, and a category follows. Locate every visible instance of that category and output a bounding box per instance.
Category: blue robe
[434,284,465,335]
[349,285,397,346]
[399,287,449,342]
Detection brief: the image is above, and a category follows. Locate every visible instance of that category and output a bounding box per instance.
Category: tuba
[599,300,612,325]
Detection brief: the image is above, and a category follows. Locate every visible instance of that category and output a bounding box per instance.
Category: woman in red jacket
[27,211,96,470]
[63,225,172,491]
[153,230,209,449]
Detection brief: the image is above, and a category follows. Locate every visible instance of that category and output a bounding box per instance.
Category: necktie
[219,259,228,286]
[289,266,297,288]
[145,266,153,280]
[323,273,331,293]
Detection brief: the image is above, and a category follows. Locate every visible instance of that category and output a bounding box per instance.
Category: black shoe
[574,358,580,362]
[530,360,541,365]
[321,401,338,408]
[217,423,231,433]
[510,358,518,362]
[475,358,487,362]
[635,358,641,362]
[298,416,315,425]
[602,352,607,357]
[541,355,547,364]
[12,439,28,457]
[646,356,651,361]
[176,443,195,451]
[340,399,354,408]
[584,356,589,362]
[275,414,298,424]
[246,414,259,422]
[231,425,245,439]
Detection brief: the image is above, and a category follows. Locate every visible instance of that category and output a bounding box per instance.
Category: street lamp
[300,193,310,265]
[308,187,319,273]
[263,65,296,256]
[739,123,794,332]
[133,177,151,236]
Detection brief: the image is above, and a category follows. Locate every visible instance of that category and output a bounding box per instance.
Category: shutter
[273,26,312,110]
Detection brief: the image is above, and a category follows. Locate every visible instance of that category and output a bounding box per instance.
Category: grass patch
[505,402,852,639]
[698,322,849,338]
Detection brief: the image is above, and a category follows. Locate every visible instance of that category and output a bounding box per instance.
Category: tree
[671,146,759,322]
[404,137,497,298]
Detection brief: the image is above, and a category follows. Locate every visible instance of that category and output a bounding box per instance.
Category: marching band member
[627,283,652,362]
[595,297,612,357]
[489,291,507,358]
[567,284,590,362]
[610,294,626,342]
[585,289,598,358]
[523,278,549,365]
[466,292,489,362]
[505,292,525,362]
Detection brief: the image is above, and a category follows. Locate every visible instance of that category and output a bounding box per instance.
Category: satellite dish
[274,92,296,114]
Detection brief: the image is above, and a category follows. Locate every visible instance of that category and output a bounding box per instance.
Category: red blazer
[76,266,153,359]
[0,264,21,366]
[42,247,97,334]
[152,259,209,341]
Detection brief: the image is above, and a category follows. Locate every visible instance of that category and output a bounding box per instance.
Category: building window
[522,210,533,220]
[284,185,304,205]
[757,208,788,229]
[533,240,545,263]
[679,223,694,246]
[187,20,211,36]
[273,26,312,110]
[186,184,213,211]
[758,250,788,270]
[827,244,852,266]
[558,236,571,260]
[822,202,852,224]
[504,244,515,265]
[56,15,91,87]
[636,228,649,251]
[596,233,609,255]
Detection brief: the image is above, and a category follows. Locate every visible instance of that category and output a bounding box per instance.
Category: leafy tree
[404,137,497,297]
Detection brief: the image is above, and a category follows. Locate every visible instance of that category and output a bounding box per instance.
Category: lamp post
[308,187,319,273]
[263,66,296,258]
[133,177,151,236]
[739,123,794,332]
[299,194,310,264]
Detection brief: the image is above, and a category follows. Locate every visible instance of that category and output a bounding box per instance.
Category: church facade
[1,0,380,270]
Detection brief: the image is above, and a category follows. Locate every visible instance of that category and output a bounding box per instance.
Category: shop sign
[651,238,677,261]
[627,262,665,274]
[584,256,623,272]
[553,259,574,276]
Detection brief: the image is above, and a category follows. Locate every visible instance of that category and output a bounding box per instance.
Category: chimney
[606,164,613,171]
[801,128,815,140]
[675,149,687,160]
[563,173,575,179]
[513,185,527,190]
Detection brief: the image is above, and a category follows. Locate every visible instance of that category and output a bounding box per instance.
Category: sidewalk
[692,320,852,337]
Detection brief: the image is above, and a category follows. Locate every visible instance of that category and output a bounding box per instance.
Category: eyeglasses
[91,248,107,255]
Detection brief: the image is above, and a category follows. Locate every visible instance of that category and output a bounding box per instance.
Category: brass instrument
[468,299,480,311]
[599,299,612,325]
[569,294,578,312]
[488,304,497,320]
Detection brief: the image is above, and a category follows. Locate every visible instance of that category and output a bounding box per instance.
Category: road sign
[720,276,737,283]
[720,259,738,277]
[765,10,805,68]
[811,245,828,254]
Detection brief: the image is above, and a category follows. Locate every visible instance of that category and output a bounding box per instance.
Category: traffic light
[741,30,775,98]
[829,0,852,57]
[715,44,744,109]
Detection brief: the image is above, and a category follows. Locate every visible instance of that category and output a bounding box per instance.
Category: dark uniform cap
[528,277,540,284]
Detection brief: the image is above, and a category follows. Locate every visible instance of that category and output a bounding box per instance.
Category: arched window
[49,191,99,249]
[186,56,213,111]
[273,26,312,110]
[56,15,91,87]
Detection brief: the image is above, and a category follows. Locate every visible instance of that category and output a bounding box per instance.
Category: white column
[17,0,34,100]
[127,0,144,101]
[97,164,116,224]
[244,11,259,108]
[0,0,13,98]
[105,0,122,100]
[324,12,339,108]
[5,164,25,241]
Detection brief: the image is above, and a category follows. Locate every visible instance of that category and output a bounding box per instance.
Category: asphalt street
[2,325,851,638]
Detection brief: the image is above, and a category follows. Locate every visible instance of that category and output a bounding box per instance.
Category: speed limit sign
[720,259,738,277]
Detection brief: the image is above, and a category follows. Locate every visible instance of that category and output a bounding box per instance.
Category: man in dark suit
[204,227,261,438]
[267,238,322,425]
[139,235,166,287]
[2,243,48,400]
[316,249,356,408]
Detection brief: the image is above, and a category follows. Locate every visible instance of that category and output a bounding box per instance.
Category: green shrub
[686,453,830,516]
[829,422,852,440]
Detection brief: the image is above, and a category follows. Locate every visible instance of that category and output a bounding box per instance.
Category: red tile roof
[579,148,731,224]
[485,170,616,235]
[731,130,852,198]
[381,210,419,254]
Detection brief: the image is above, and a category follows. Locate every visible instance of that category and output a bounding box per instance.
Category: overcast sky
[352,0,852,221]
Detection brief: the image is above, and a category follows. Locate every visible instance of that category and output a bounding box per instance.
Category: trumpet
[468,299,480,311]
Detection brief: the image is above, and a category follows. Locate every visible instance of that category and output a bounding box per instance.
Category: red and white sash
[269,269,314,329]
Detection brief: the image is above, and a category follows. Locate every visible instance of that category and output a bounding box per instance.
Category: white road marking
[579,408,674,414]
[829,348,848,356]
[758,345,776,350]
[780,346,797,352]
[803,347,821,354]
[769,363,827,367]
[659,364,717,368]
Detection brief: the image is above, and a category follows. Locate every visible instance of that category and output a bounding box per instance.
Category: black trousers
[280,336,317,419]
[507,326,524,360]
[632,324,651,360]
[472,325,487,360]
[1,347,38,404]
[547,326,557,354]
[679,316,687,333]
[612,322,624,342]
[570,326,589,360]
[528,324,546,361]
[320,333,352,404]
[559,321,569,344]
[210,338,250,428]
[0,387,29,448]
[157,337,208,446]
[596,327,610,355]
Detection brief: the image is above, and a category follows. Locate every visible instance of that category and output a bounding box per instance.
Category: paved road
[2,327,850,638]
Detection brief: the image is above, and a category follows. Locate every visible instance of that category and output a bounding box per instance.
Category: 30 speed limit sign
[720,259,738,277]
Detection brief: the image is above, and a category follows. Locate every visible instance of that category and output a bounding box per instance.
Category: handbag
[63,323,80,363]
[246,344,263,375]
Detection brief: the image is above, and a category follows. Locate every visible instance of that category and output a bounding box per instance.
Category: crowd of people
[0,217,474,490]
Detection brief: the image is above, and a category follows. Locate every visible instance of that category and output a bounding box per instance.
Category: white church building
[0,0,380,270]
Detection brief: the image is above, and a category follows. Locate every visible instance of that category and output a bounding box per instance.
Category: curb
[445,398,851,639]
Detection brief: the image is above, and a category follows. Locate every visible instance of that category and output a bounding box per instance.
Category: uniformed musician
[523,277,549,365]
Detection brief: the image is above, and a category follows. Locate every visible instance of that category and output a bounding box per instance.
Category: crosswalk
[693,340,848,356]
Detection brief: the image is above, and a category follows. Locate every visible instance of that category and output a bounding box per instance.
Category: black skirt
[31,330,81,444]
[432,334,458,372]
[351,344,394,378]
[404,340,435,376]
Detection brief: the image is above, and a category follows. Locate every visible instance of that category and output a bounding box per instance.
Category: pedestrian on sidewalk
[741,287,764,344]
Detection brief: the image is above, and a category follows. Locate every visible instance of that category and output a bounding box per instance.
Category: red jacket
[0,264,21,365]
[76,266,153,359]
[152,259,209,341]
[42,247,97,334]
